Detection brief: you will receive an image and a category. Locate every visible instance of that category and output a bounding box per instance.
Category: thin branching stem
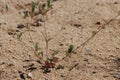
[73,13,120,52]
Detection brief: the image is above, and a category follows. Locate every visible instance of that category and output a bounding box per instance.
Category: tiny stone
[84,58,89,62]
[92,71,96,74]
[85,48,91,52]
[96,49,100,51]
[96,22,101,25]
[60,43,63,46]
[16,30,20,32]
[28,72,32,78]
[74,24,82,28]
[17,24,25,29]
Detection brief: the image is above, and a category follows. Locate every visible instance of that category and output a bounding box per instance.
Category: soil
[0,0,120,80]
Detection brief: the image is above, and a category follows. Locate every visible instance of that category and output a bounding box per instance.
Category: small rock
[17,24,25,29]
[8,32,16,35]
[96,22,101,25]
[96,49,100,51]
[16,30,20,32]
[73,24,82,28]
[84,58,89,62]
[92,71,96,74]
[18,71,25,80]
[59,43,63,46]
[28,72,32,78]
[85,48,92,52]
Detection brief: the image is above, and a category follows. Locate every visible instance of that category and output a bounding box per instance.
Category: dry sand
[0,0,120,80]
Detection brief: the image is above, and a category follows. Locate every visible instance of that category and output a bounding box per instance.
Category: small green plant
[18,32,23,40]
[30,2,36,17]
[35,42,40,51]
[34,42,59,70]
[34,42,43,60]
[22,0,52,19]
[47,0,51,8]
[18,1,69,73]
[66,45,74,57]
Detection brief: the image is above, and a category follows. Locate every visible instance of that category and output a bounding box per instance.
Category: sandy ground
[0,0,120,80]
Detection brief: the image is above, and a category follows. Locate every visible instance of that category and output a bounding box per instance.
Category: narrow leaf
[68,45,74,53]
[47,0,51,8]
[18,32,23,39]
[66,45,74,57]
[35,42,39,51]
[31,2,36,14]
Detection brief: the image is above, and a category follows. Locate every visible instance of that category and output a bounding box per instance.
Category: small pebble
[85,48,92,52]
[28,72,32,78]
[92,71,96,74]
[17,24,25,29]
[96,22,101,25]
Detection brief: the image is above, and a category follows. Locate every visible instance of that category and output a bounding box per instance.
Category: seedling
[66,45,74,57]
[34,42,43,60]
[18,1,68,73]
[30,2,36,17]
[47,0,51,8]
[18,32,23,40]
[35,42,40,51]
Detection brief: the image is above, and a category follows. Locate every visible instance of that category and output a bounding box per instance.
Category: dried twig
[73,13,120,52]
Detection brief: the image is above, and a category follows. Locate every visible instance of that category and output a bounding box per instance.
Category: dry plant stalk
[73,13,120,52]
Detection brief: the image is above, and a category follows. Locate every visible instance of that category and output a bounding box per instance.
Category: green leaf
[31,2,36,14]
[35,42,39,51]
[47,0,51,8]
[18,32,23,39]
[68,45,74,53]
